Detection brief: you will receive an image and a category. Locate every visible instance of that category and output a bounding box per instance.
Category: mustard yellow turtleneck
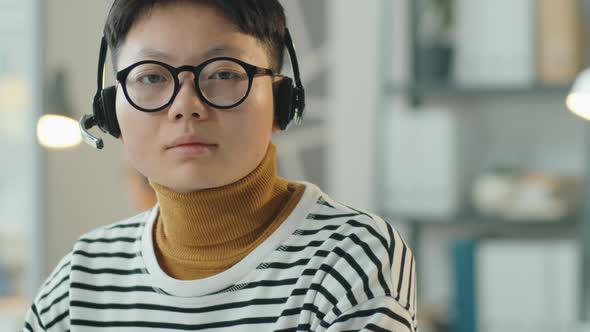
[149,143,305,280]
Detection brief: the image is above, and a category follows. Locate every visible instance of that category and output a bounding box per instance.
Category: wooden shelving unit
[377,0,590,324]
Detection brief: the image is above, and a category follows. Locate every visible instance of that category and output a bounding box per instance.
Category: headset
[80,27,305,150]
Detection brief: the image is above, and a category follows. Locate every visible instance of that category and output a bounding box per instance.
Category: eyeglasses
[116,57,276,112]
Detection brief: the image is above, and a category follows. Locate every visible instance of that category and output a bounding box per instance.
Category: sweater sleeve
[325,295,417,332]
[23,253,72,332]
[325,215,419,332]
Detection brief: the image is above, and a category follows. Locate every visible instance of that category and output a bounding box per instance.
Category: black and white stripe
[24,183,417,331]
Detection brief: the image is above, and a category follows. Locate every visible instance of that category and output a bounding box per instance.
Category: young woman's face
[116,2,278,193]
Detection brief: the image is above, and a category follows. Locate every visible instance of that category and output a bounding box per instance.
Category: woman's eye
[139,74,167,84]
[211,71,243,80]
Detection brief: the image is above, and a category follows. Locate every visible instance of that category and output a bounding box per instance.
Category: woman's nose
[167,72,209,121]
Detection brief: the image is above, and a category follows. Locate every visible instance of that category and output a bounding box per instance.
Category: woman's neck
[149,143,305,279]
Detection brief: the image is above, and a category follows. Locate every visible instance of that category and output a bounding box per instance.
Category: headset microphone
[80,114,104,149]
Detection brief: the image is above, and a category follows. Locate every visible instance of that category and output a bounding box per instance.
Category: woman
[25,1,417,331]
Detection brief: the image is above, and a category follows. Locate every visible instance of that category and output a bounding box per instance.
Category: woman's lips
[169,143,217,155]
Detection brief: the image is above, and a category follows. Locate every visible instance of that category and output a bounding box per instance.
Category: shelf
[408,213,576,224]
[385,81,572,100]
[397,214,580,238]
[409,218,578,228]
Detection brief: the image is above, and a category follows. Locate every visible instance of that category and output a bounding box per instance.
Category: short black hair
[104,0,287,72]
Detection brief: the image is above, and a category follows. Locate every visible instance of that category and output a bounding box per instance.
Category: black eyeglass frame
[116,57,276,112]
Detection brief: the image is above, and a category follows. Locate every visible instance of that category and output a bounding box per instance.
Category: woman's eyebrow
[135,47,173,61]
[202,44,246,58]
[134,44,247,63]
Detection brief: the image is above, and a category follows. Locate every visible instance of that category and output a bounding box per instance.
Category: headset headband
[96,37,108,93]
[284,29,303,91]
[283,28,305,124]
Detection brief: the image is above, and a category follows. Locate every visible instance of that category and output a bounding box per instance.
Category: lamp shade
[36,69,81,149]
[566,67,590,121]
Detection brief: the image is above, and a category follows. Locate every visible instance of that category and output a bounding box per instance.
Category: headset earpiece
[101,86,121,138]
[91,85,120,138]
[274,77,295,130]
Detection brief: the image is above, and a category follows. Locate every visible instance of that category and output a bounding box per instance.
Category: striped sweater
[24,182,417,331]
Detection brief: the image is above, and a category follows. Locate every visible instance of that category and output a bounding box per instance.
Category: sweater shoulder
[76,208,153,243]
[306,189,405,248]
[302,189,417,316]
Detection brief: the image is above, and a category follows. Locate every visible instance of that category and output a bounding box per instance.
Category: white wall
[326,0,381,211]
[44,0,135,274]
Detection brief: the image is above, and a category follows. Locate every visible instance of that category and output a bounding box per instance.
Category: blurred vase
[472,173,517,216]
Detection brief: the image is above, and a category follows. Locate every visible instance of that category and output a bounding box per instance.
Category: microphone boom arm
[80,114,104,150]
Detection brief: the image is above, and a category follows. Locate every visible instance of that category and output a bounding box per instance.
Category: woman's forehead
[118,4,268,66]
[129,44,250,63]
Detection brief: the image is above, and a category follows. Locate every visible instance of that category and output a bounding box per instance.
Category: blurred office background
[1,0,590,331]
